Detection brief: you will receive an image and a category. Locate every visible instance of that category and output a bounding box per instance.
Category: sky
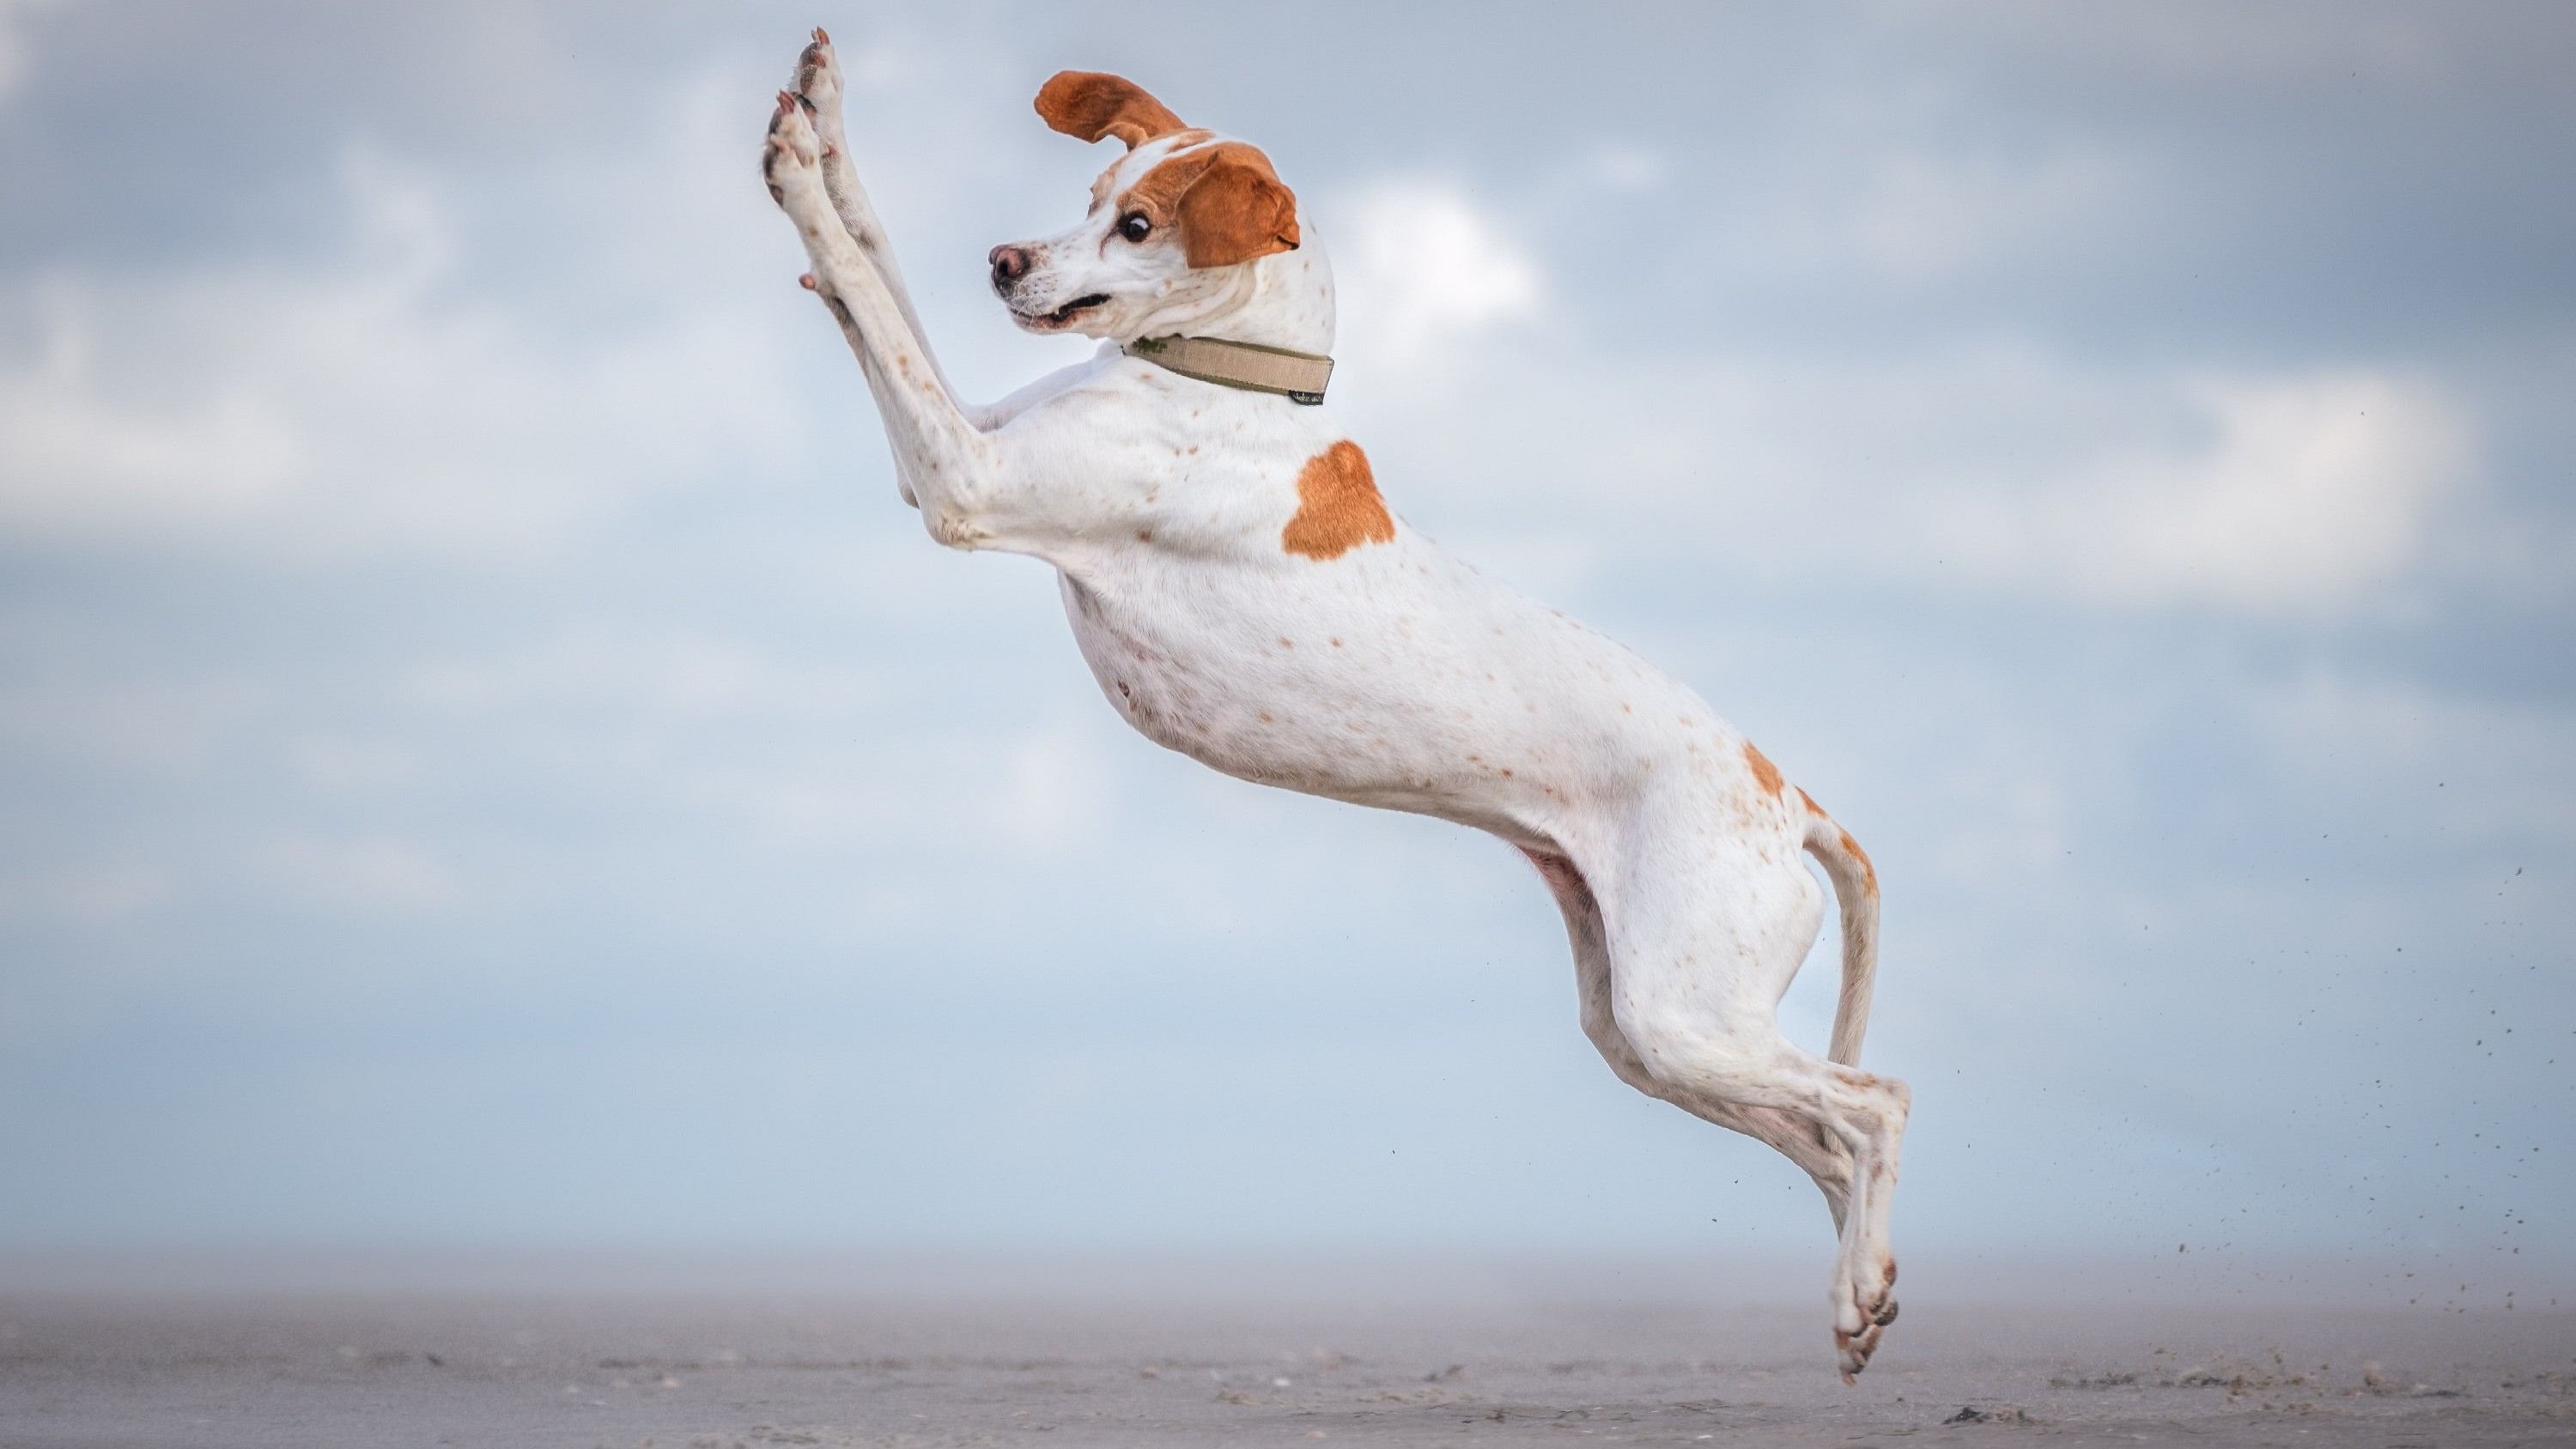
[0,2,2570,1304]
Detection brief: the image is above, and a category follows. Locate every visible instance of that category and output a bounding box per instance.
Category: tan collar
[1122,334,1333,405]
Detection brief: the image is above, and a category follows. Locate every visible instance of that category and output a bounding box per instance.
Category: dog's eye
[1118,212,1152,243]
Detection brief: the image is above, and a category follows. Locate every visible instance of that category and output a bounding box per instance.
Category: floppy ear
[1034,71,1188,149]
[1178,147,1301,268]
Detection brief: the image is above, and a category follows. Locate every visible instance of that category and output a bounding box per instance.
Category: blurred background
[0,2,2568,1305]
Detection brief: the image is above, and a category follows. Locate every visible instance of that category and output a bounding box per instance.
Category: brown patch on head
[1086,130,1219,214]
[1283,441,1395,560]
[1838,829,1879,894]
[1742,742,1785,800]
[1116,142,1299,267]
[1034,71,1187,149]
[1795,786,1826,816]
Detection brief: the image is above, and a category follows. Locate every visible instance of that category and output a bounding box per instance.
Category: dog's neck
[1125,230,1336,356]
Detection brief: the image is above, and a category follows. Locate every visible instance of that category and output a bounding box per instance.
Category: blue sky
[0,2,2569,1300]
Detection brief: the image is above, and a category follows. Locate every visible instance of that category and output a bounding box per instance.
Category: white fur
[763,37,1911,1379]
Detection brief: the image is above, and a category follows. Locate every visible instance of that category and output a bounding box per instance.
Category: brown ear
[1034,71,1188,149]
[1177,147,1301,268]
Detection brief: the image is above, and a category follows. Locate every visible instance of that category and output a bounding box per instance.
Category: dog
[759,30,1909,1379]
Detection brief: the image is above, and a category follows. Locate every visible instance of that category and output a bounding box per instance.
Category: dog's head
[990,72,1329,349]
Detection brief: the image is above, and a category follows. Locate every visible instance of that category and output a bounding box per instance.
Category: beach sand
[4,1275,2571,1447]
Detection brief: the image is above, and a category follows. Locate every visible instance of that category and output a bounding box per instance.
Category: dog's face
[989,72,1303,342]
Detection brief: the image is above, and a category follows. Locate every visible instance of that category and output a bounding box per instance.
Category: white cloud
[0,861,171,925]
[0,673,266,779]
[0,121,802,560]
[1947,3,2459,84]
[1586,144,1668,194]
[0,0,61,100]
[1800,146,2126,283]
[244,833,466,916]
[1333,318,2476,617]
[1331,179,1542,367]
[1923,371,2475,611]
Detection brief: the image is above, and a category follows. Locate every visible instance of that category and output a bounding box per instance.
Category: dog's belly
[1055,539,1708,845]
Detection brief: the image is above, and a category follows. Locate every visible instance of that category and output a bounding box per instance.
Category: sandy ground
[3,1288,2572,1449]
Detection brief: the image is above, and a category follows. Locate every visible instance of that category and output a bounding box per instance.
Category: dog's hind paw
[1831,1257,1899,1383]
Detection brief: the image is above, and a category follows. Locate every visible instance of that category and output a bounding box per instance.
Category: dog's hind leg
[1528,847,1858,1228]
[1554,792,1910,1382]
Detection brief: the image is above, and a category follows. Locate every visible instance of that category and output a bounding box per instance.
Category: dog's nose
[989,245,1030,290]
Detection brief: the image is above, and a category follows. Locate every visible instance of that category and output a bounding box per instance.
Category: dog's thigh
[1531,843,1856,1219]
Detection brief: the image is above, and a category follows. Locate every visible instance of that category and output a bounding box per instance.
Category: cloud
[1770,145,2128,284]
[0,861,170,926]
[1944,2,2471,84]
[1922,370,2475,611]
[244,833,466,916]
[1585,144,1667,194]
[0,0,59,100]
[1330,179,1542,367]
[1334,314,2476,618]
[0,118,801,561]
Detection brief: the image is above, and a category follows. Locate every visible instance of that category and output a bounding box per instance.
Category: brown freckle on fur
[1135,528,1153,543]
[1258,711,1273,723]
[1282,441,1395,559]
[1743,742,1786,799]
[1277,636,1294,648]
[1500,767,1514,778]
[1328,637,1343,647]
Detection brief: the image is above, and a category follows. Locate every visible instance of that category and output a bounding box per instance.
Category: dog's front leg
[764,95,1041,553]
[788,29,985,432]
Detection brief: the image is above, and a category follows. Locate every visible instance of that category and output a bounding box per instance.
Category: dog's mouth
[1016,293,1111,330]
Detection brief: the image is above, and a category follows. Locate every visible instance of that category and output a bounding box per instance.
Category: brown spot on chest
[1282,440,1395,560]
[1743,741,1785,799]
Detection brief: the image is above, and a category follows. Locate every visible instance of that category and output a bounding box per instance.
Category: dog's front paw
[762,89,823,206]
[793,27,844,120]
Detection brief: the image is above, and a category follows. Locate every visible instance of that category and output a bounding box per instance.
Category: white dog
[761,31,1910,1379]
